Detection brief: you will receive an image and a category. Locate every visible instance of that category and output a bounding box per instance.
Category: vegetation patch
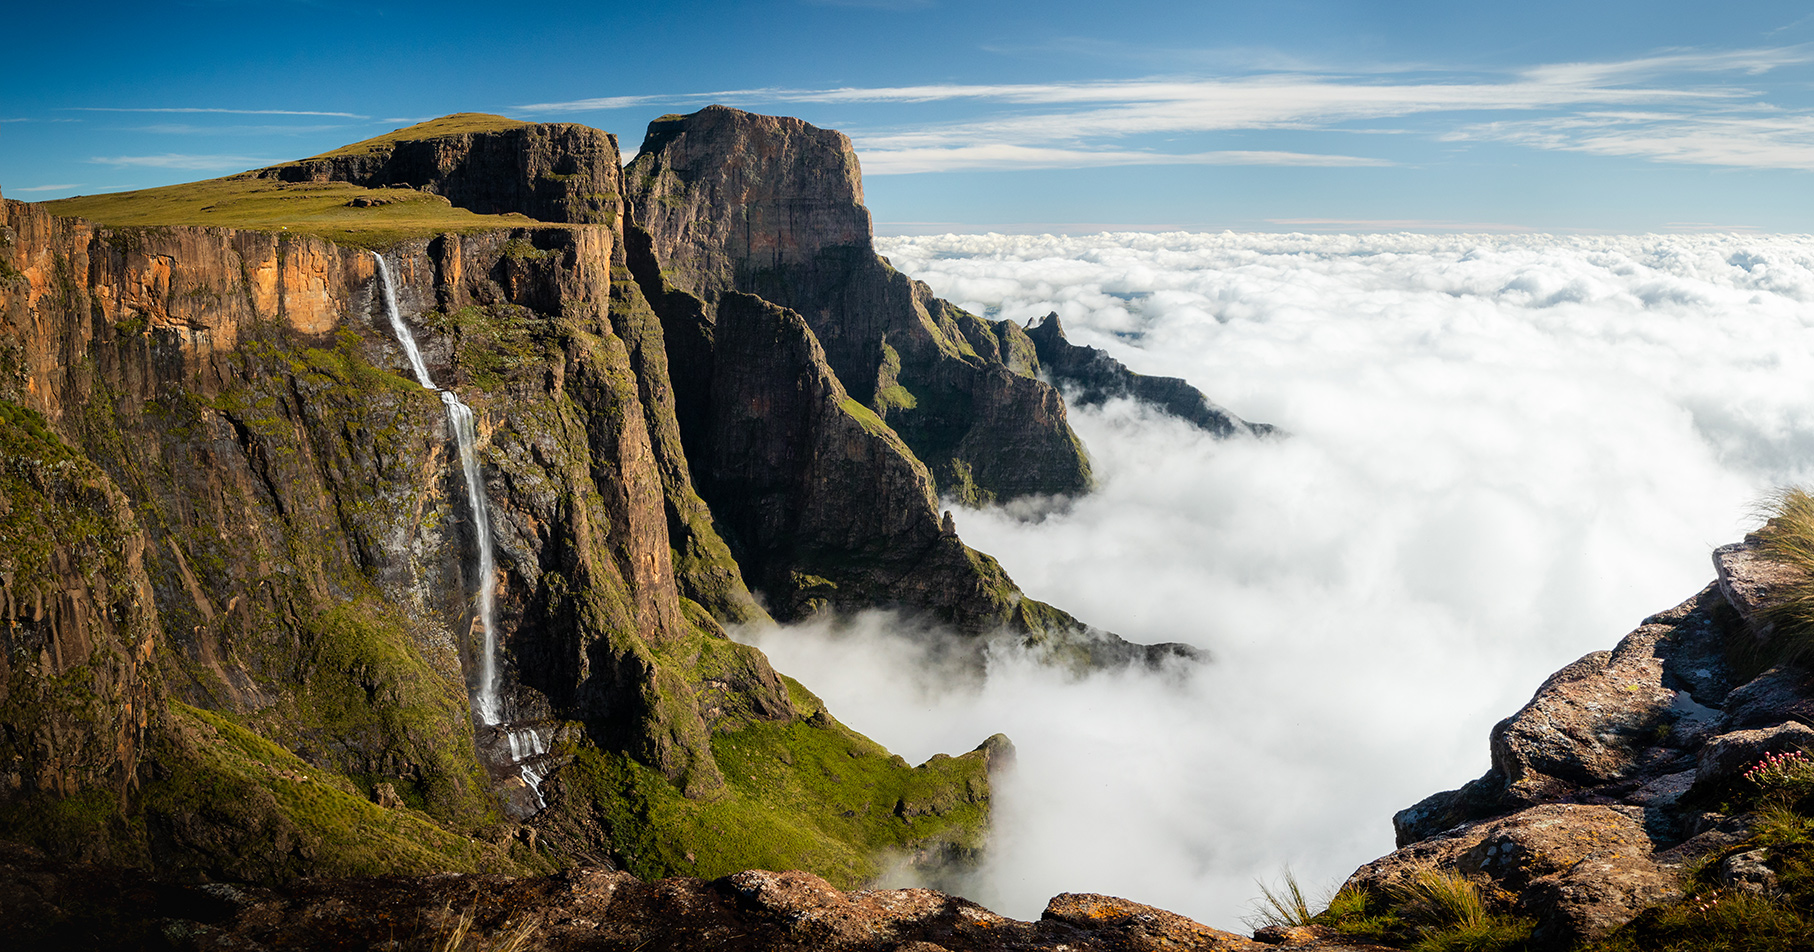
[43,178,542,250]
[1754,486,1814,665]
[289,113,530,162]
[551,678,989,889]
[246,601,503,831]
[875,383,918,412]
[146,703,539,880]
[422,303,560,391]
[1264,869,1534,952]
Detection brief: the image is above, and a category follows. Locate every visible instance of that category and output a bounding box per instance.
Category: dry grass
[292,113,530,163]
[37,112,554,250]
[1245,868,1317,930]
[41,177,545,251]
[434,903,540,952]
[1754,487,1814,663]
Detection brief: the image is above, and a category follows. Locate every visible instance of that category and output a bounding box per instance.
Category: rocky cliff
[616,108,1186,649]
[0,108,1242,946]
[0,120,1000,888]
[1026,313,1274,438]
[257,113,623,226]
[623,107,1091,507]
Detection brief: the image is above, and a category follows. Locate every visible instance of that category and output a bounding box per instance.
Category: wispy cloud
[89,153,264,170]
[512,94,674,112]
[69,107,367,118]
[9,183,84,193]
[516,44,1814,174]
[1449,111,1814,170]
[130,123,354,136]
[862,144,1393,174]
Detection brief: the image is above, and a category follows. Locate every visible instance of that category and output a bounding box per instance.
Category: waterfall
[370,254,503,726]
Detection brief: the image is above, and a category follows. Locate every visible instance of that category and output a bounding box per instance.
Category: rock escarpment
[618,108,1173,647]
[624,106,1091,507]
[1026,313,1273,438]
[251,109,1172,653]
[257,113,622,226]
[1343,536,1814,949]
[696,292,1169,664]
[0,153,994,887]
[0,108,1235,941]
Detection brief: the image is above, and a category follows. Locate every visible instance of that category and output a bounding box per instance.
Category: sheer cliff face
[0,107,1004,884]
[259,116,623,227]
[0,195,818,871]
[624,105,1092,507]
[614,106,1150,643]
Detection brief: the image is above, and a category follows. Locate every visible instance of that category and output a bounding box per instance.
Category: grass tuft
[1751,487,1814,663]
[1245,868,1317,930]
[1391,869,1489,932]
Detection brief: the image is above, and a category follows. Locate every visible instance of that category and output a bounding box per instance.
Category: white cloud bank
[742,231,1814,931]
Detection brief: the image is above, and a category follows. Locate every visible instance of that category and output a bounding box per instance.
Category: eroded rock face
[1025,313,1273,438]
[1363,538,1814,948]
[1393,584,1732,846]
[624,105,1092,507]
[1,111,1013,889]
[694,292,1193,662]
[258,115,622,226]
[0,195,825,871]
[0,404,161,823]
[1350,805,1681,947]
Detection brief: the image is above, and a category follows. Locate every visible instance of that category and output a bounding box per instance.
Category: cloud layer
[515,46,1814,174]
[743,231,1814,930]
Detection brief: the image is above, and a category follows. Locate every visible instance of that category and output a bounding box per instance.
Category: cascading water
[371,253,547,809]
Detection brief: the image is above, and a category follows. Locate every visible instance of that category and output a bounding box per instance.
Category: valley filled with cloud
[741,231,1814,929]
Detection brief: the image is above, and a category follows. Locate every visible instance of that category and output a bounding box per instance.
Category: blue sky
[3,0,1812,232]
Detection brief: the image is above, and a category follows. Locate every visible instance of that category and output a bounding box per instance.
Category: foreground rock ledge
[1,848,1386,951]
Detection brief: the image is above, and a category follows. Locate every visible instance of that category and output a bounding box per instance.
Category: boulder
[1717,848,1779,895]
[1687,722,1814,799]
[1716,666,1814,731]
[1393,586,1742,847]
[1043,893,1264,950]
[1519,853,1682,949]
[1712,538,1802,637]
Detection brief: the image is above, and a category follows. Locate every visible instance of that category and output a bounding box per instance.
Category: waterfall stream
[372,254,502,724]
[371,254,545,809]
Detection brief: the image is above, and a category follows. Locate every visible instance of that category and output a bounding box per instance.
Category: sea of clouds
[738,231,1814,930]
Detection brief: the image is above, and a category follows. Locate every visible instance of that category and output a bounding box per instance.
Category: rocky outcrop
[1355,538,1814,948]
[0,844,1396,952]
[616,108,1193,656]
[693,291,1168,656]
[1025,313,1273,438]
[257,114,622,226]
[624,106,1092,506]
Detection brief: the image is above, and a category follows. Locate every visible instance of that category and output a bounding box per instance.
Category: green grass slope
[42,179,534,250]
[38,113,545,249]
[547,677,993,889]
